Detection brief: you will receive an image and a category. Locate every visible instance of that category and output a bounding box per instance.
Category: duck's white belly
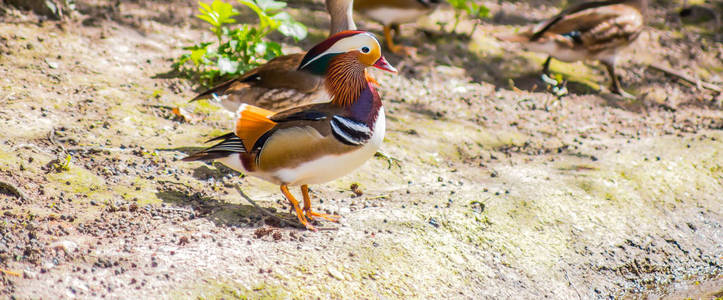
[271,109,385,186]
[364,8,429,25]
[526,41,589,62]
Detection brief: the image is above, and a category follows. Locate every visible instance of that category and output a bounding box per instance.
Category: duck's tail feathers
[182,133,246,162]
[189,78,239,103]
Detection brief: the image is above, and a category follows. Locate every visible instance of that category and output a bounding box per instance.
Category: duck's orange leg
[301,185,340,223]
[280,185,315,231]
[383,25,416,56]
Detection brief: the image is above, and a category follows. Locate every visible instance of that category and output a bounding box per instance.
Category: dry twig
[48,128,68,155]
[0,180,28,201]
[648,63,722,93]
[0,268,22,277]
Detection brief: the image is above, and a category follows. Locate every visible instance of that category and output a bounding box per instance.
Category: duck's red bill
[373,56,397,73]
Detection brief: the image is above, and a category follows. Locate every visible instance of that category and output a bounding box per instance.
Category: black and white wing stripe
[418,0,441,8]
[330,115,372,146]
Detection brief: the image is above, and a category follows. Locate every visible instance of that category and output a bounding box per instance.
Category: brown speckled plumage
[190,0,356,112]
[500,0,648,97]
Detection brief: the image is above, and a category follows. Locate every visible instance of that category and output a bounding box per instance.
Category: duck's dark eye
[361,46,370,53]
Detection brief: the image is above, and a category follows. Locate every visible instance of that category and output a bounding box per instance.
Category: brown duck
[354,0,441,55]
[191,0,357,112]
[183,31,397,230]
[500,0,647,97]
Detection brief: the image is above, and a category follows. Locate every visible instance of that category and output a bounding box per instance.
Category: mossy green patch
[189,99,223,115]
[524,52,602,90]
[114,179,162,205]
[0,148,20,169]
[468,34,504,57]
[46,165,105,196]
[181,279,290,300]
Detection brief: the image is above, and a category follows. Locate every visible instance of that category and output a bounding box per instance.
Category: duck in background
[182,31,397,231]
[190,0,357,112]
[354,0,441,55]
[498,0,648,98]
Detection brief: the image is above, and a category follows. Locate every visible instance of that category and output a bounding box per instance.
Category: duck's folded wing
[252,104,368,170]
[182,103,328,163]
[269,103,371,145]
[190,53,326,111]
[531,0,624,40]
[533,3,644,50]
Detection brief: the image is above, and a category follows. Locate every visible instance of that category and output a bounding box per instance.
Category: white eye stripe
[299,32,380,70]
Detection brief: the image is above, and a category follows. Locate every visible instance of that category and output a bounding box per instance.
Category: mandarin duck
[354,0,441,55]
[499,0,647,98]
[191,0,357,112]
[183,31,397,231]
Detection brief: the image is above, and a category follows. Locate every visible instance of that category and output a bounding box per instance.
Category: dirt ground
[0,0,721,298]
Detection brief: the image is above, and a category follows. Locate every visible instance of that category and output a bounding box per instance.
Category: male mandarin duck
[191,0,357,112]
[354,0,441,55]
[499,0,647,98]
[183,31,397,231]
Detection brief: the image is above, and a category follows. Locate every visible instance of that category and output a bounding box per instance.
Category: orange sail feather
[235,104,277,150]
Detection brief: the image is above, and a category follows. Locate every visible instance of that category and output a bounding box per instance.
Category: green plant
[447,0,490,35]
[50,154,72,172]
[173,0,307,87]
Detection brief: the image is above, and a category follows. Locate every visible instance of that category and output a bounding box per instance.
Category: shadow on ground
[155,171,305,230]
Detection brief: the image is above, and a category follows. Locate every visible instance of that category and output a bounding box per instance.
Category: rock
[50,240,78,253]
[45,58,59,69]
[23,270,38,279]
[327,266,344,280]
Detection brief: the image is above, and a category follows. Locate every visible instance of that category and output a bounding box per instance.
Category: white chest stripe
[331,118,363,145]
[330,115,372,145]
[333,115,371,133]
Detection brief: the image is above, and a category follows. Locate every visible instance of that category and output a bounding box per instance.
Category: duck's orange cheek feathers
[365,71,379,87]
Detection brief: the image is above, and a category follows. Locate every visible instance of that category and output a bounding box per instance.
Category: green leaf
[447,0,468,10]
[182,42,213,51]
[211,0,239,24]
[198,1,212,13]
[238,0,263,16]
[197,1,220,27]
[277,19,307,40]
[190,48,208,65]
[197,14,217,26]
[470,3,490,19]
[217,56,239,74]
[259,12,276,30]
[254,42,267,56]
[255,0,286,11]
[262,41,282,59]
[174,0,307,87]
